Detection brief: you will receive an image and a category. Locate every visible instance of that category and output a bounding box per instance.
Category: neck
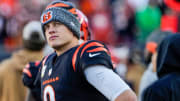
[55,38,79,56]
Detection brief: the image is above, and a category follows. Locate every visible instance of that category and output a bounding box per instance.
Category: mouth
[49,35,59,40]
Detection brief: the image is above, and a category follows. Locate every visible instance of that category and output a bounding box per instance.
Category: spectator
[0,21,45,101]
[142,34,180,101]
[138,30,170,101]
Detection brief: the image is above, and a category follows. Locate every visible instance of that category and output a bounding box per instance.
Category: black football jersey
[40,40,113,101]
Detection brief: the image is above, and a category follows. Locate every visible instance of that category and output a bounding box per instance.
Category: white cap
[23,21,45,41]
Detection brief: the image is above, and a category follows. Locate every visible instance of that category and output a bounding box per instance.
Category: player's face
[44,21,75,50]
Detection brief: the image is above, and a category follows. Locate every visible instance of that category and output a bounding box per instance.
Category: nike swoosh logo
[89,53,101,57]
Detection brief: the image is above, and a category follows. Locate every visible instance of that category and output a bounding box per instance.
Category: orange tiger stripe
[72,42,86,71]
[80,42,104,57]
[46,3,70,10]
[35,61,40,67]
[87,47,110,55]
[68,8,76,15]
[23,68,32,77]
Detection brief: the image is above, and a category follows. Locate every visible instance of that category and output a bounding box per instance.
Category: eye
[54,22,62,26]
[44,24,49,30]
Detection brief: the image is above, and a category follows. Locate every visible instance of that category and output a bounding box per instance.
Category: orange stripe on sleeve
[23,68,32,78]
[72,42,85,71]
[35,61,40,67]
[80,42,104,57]
[46,3,70,9]
[87,47,110,55]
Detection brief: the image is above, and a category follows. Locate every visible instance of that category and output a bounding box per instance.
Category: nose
[49,30,55,34]
[48,24,55,34]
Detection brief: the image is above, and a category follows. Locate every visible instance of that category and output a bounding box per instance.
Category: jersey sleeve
[78,40,113,71]
[84,65,130,101]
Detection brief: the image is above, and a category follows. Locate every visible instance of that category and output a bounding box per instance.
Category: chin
[51,43,65,50]
[51,44,60,49]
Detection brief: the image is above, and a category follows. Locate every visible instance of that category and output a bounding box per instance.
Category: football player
[22,8,92,101]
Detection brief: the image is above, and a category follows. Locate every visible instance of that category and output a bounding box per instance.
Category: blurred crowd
[0,0,180,100]
[0,0,157,52]
[0,0,175,57]
[0,0,51,61]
